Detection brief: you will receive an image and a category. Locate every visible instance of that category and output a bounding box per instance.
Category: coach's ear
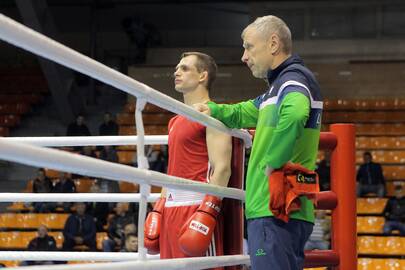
[269,33,281,55]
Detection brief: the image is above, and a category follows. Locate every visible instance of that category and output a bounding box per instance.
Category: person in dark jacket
[357,151,385,197]
[383,185,405,235]
[62,202,96,251]
[49,172,76,212]
[66,114,91,137]
[99,112,118,136]
[21,225,57,266]
[102,202,133,252]
[32,168,53,213]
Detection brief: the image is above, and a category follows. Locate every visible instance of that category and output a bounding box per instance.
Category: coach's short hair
[181,52,218,91]
[242,15,292,54]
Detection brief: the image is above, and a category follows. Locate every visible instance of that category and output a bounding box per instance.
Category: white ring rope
[1,135,168,147]
[0,193,160,202]
[0,13,252,148]
[4,255,249,270]
[0,251,159,262]
[0,139,245,201]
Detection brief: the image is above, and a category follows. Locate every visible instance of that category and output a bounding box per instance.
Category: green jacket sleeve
[259,92,310,170]
[207,100,259,129]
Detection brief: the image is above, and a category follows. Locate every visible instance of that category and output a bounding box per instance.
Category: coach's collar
[266,54,304,84]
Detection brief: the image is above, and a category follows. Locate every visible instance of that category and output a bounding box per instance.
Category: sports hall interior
[0,0,404,269]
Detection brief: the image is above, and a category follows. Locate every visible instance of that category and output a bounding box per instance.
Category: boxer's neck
[183,86,210,106]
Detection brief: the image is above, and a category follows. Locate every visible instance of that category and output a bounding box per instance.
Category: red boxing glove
[144,197,166,254]
[178,195,221,256]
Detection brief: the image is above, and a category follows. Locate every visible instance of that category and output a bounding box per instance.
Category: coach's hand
[193,103,211,116]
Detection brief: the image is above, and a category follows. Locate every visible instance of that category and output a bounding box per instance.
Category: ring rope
[1,135,168,147]
[0,193,160,202]
[4,255,249,270]
[0,140,245,200]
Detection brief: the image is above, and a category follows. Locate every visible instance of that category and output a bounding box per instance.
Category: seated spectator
[121,233,138,252]
[316,151,331,191]
[63,202,96,251]
[98,145,120,193]
[49,172,76,212]
[102,202,133,252]
[32,168,53,213]
[66,114,91,137]
[99,112,118,136]
[100,145,118,163]
[86,184,110,231]
[304,210,330,250]
[383,185,405,236]
[123,222,137,237]
[356,151,385,197]
[21,225,57,266]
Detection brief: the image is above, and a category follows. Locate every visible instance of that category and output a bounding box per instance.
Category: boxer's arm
[206,127,232,187]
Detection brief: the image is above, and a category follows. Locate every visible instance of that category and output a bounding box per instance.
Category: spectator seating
[0,213,68,229]
[357,216,385,234]
[358,236,404,255]
[358,258,405,270]
[0,231,107,250]
[357,198,388,215]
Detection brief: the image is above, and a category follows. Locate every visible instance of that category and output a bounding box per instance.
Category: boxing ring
[0,12,356,270]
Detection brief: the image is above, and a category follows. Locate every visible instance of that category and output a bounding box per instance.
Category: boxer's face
[241,27,273,79]
[174,55,204,93]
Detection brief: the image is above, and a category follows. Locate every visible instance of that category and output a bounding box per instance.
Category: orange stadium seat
[119,125,167,135]
[357,258,376,270]
[119,181,139,193]
[119,125,136,135]
[357,216,385,234]
[96,232,108,250]
[358,236,405,255]
[143,113,173,125]
[356,151,405,164]
[74,178,94,193]
[357,236,377,254]
[116,113,134,125]
[45,168,60,179]
[356,124,405,136]
[116,145,136,151]
[117,151,135,164]
[356,137,405,150]
[386,181,405,196]
[375,236,404,255]
[43,213,69,230]
[383,166,405,180]
[0,261,20,267]
[357,198,388,214]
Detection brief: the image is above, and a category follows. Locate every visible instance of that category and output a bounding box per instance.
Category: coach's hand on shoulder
[178,195,221,256]
[144,197,166,254]
[193,103,211,116]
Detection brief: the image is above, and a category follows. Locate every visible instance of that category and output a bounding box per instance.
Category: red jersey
[167,115,210,183]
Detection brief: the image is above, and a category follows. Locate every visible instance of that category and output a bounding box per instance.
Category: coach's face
[241,27,274,79]
[174,55,202,93]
